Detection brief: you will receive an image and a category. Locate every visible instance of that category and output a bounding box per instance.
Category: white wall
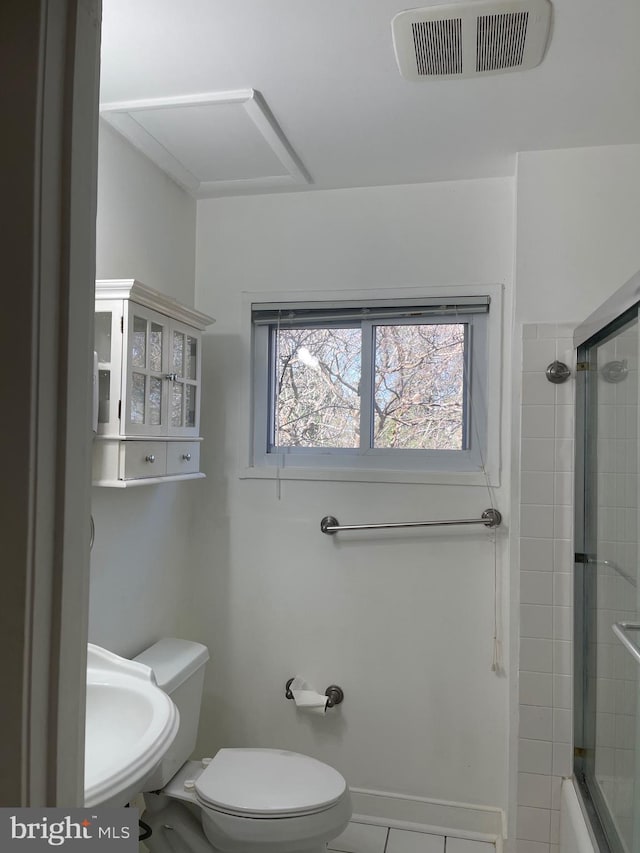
[192,179,514,811]
[516,145,640,323]
[96,122,196,304]
[89,125,198,656]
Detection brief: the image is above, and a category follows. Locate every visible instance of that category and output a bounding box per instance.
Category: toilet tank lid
[134,638,209,694]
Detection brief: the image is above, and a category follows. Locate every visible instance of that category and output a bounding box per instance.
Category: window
[249,291,498,481]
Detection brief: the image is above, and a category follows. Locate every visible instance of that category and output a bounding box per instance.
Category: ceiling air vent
[412,18,463,76]
[392,0,552,80]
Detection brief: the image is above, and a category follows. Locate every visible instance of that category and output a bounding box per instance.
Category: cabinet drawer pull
[145,454,156,463]
[182,453,192,461]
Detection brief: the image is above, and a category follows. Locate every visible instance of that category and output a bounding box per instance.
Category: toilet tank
[134,638,209,789]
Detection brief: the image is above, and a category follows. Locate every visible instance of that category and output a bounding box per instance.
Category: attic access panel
[100,90,311,197]
[392,0,552,80]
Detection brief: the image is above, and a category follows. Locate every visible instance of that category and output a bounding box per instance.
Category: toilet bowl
[134,638,351,853]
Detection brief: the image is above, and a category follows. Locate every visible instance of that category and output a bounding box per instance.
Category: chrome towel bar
[320,507,502,535]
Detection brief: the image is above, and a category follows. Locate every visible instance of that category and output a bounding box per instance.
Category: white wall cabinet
[93,279,214,486]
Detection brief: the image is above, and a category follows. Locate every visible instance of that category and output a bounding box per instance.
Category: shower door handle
[612,622,640,666]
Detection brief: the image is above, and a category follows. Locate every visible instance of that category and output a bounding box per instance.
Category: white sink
[85,644,179,808]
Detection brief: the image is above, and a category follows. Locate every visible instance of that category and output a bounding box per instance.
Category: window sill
[239,465,499,487]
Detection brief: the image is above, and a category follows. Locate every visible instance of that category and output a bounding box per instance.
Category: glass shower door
[575,305,640,852]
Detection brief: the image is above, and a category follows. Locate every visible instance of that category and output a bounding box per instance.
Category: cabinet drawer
[166,442,200,475]
[121,442,167,479]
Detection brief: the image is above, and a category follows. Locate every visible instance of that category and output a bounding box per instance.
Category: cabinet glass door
[125,307,169,435]
[169,324,200,435]
[94,303,122,435]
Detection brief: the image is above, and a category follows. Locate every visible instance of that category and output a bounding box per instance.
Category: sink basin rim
[85,644,179,807]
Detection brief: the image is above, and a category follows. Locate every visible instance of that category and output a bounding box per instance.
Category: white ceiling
[100,0,640,196]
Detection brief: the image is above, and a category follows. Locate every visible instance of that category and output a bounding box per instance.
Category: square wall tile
[522,407,556,439]
[554,439,574,474]
[521,505,555,539]
[445,840,495,853]
[553,473,573,506]
[553,540,573,573]
[552,506,573,541]
[521,572,553,605]
[556,328,575,346]
[520,705,553,741]
[552,742,572,777]
[520,638,553,673]
[553,675,573,710]
[521,605,553,639]
[521,538,554,572]
[552,641,572,676]
[536,324,560,339]
[520,673,553,707]
[522,471,555,504]
[553,607,572,642]
[553,708,572,743]
[523,373,556,406]
[519,738,553,775]
[523,340,556,372]
[518,773,551,809]
[517,806,551,843]
[386,829,444,853]
[327,822,388,853]
[522,439,556,473]
[554,405,574,439]
[554,378,574,405]
[552,573,571,607]
[550,810,560,845]
[516,843,550,853]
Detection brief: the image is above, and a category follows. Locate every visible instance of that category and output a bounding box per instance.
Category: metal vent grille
[411,19,463,76]
[476,12,529,72]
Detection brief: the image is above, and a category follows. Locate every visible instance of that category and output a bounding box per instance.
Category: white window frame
[240,285,503,486]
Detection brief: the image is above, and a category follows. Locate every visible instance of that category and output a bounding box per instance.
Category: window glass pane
[173,331,184,376]
[132,316,147,368]
[186,385,196,427]
[373,323,466,450]
[273,327,361,448]
[186,336,197,380]
[95,312,112,363]
[150,323,163,373]
[172,382,183,427]
[149,377,162,426]
[130,372,145,424]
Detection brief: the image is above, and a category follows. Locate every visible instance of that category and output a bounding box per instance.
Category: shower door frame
[573,271,640,853]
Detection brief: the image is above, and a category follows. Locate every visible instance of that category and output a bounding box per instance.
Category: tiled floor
[327,820,496,853]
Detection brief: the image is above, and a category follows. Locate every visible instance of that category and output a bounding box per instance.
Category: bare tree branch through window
[273,323,465,451]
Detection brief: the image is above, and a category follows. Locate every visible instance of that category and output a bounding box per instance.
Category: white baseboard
[349,787,505,842]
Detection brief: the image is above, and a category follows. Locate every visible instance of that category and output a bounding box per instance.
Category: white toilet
[134,638,352,853]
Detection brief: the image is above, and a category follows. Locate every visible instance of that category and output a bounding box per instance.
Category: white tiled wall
[518,323,576,853]
[327,821,495,853]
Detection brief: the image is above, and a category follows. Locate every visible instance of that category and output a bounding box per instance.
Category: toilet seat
[195,748,347,818]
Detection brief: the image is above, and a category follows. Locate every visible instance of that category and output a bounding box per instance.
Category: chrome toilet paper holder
[285,677,345,708]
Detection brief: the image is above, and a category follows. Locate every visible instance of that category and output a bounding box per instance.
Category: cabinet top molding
[95,279,215,331]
